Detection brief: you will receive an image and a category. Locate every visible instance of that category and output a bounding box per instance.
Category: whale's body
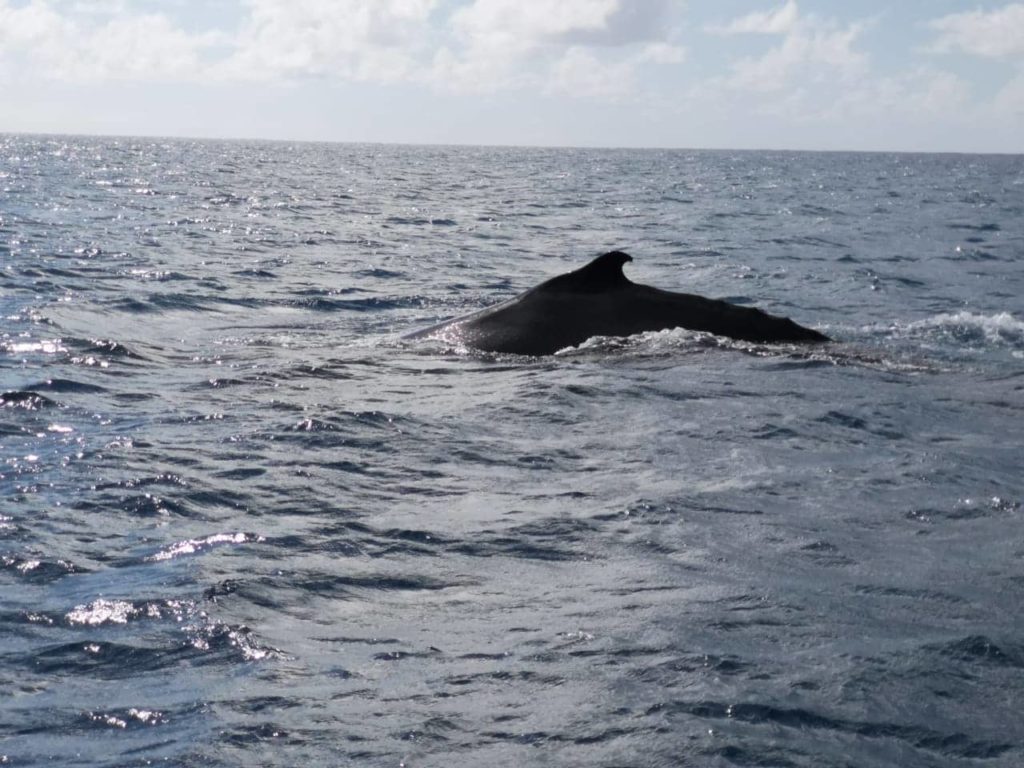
[406,251,828,356]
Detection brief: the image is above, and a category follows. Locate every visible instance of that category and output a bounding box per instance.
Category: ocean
[1,135,1022,767]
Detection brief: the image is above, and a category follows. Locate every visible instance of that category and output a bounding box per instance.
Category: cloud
[0,1,72,50]
[0,0,683,102]
[0,0,217,82]
[555,0,680,47]
[925,4,1024,122]
[433,0,680,93]
[994,69,1024,115]
[826,68,971,121]
[224,0,439,82]
[430,0,684,97]
[547,46,634,99]
[74,14,217,80]
[709,2,868,93]
[707,0,798,36]
[691,2,975,143]
[0,0,438,84]
[928,4,1024,59]
[544,41,684,100]
[640,42,686,65]
[449,0,618,52]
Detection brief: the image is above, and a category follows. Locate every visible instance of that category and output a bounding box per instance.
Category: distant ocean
[2,135,1022,767]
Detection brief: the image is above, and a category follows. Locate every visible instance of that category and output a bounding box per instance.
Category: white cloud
[432,0,683,95]
[922,5,1024,125]
[0,1,71,49]
[0,0,685,100]
[450,0,618,53]
[0,0,217,82]
[547,46,634,99]
[994,67,1024,115]
[0,0,439,84]
[913,69,972,114]
[72,14,216,80]
[434,0,622,92]
[928,4,1024,59]
[707,0,798,36]
[688,3,976,144]
[546,41,684,101]
[640,42,685,65]
[826,68,970,121]
[224,0,438,82]
[715,4,868,93]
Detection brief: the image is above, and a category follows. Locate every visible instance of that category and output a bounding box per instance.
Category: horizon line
[3,129,1021,158]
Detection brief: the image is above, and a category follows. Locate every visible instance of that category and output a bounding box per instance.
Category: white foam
[867,311,1024,347]
[917,311,1023,343]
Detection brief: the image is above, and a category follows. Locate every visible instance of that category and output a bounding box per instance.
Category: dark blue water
[2,135,1023,767]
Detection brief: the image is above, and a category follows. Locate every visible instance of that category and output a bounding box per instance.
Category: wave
[65,598,194,627]
[656,699,1015,760]
[26,378,107,394]
[26,621,281,678]
[1,554,85,583]
[0,390,59,409]
[1,338,67,356]
[865,311,1024,348]
[147,532,264,562]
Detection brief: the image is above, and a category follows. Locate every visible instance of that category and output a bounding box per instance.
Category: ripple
[0,391,58,409]
[65,598,193,627]
[25,377,106,394]
[25,621,280,678]
[148,532,264,562]
[1,339,66,356]
[1,554,84,583]
[84,707,169,729]
[928,635,1023,668]
[653,700,1015,759]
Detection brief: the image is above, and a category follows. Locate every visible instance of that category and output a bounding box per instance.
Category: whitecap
[864,311,1024,348]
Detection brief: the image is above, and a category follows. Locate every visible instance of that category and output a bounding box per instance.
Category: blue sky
[1,0,1023,152]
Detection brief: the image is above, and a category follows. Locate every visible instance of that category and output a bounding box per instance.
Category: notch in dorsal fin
[543,251,633,293]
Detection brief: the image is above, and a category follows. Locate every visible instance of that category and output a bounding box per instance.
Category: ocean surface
[1,135,1022,767]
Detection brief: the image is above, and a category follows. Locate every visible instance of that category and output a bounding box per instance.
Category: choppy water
[1,135,1023,767]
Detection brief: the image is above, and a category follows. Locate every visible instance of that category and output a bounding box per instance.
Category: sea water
[1,136,1023,767]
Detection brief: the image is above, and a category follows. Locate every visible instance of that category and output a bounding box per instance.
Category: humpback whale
[406,251,828,356]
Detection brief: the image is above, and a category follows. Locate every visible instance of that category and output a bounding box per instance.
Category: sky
[1,0,1023,152]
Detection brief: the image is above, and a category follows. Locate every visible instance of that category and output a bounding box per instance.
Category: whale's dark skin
[407,251,829,356]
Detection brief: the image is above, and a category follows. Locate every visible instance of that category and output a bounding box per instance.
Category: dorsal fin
[541,251,633,293]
